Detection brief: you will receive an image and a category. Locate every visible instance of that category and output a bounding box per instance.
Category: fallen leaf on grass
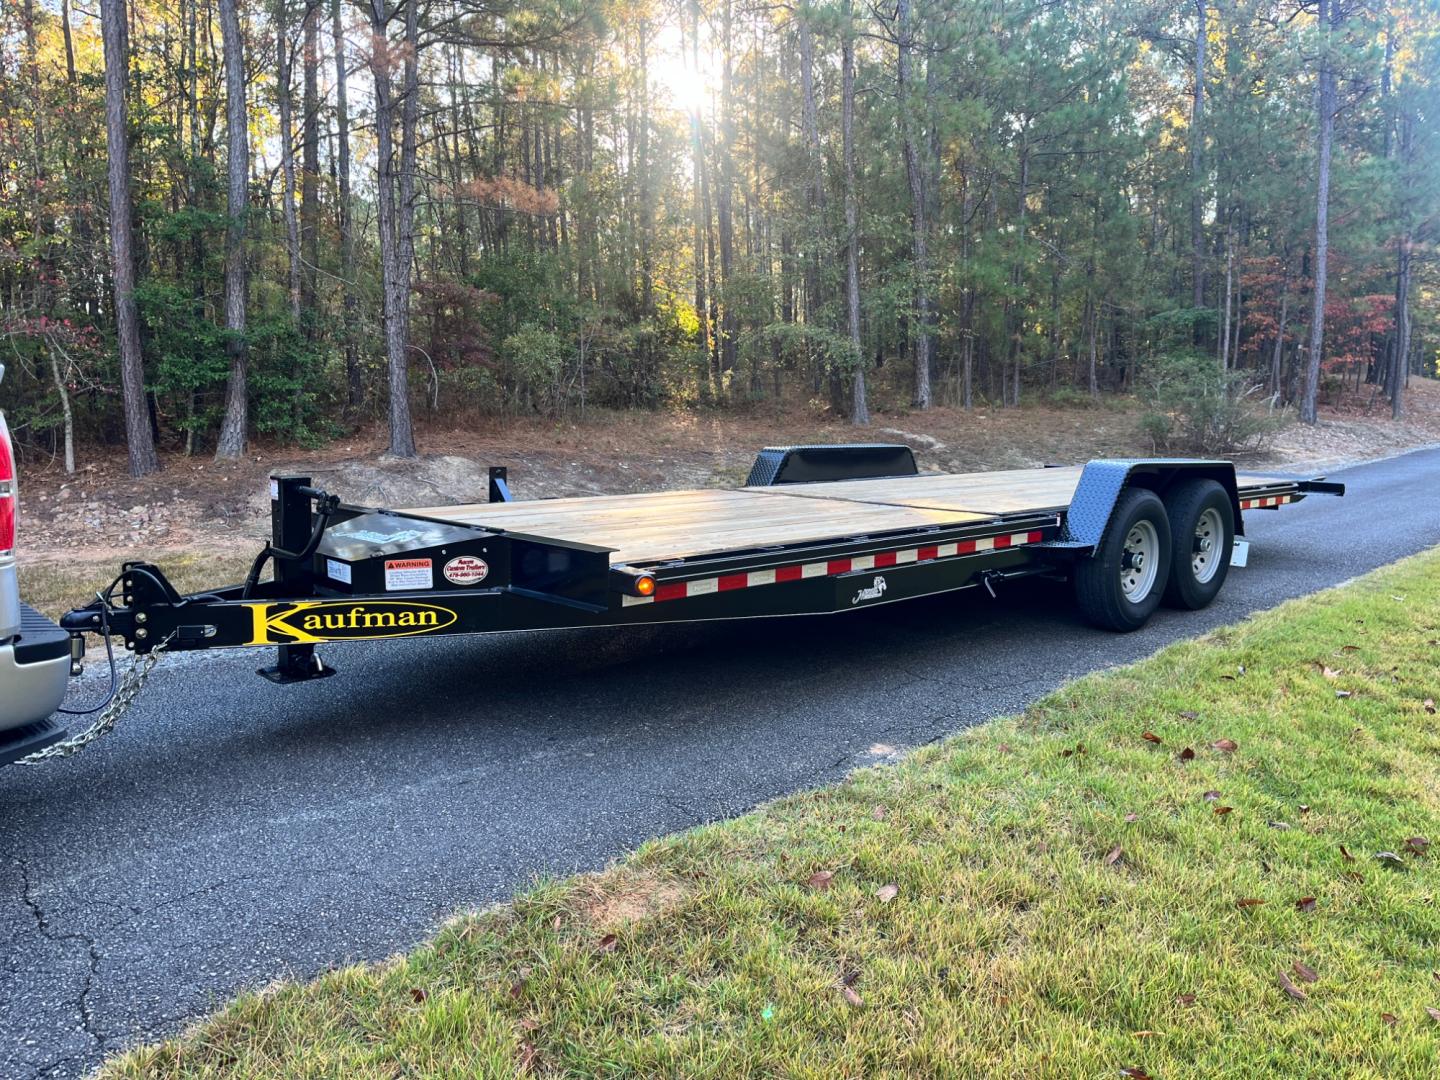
[519,1042,540,1073]
[518,1018,540,1032]
[1299,804,1311,814]
[1382,1012,1398,1027]
[1316,664,1341,679]
[1124,813,1139,823]
[807,870,836,890]
[841,986,863,1007]
[1269,821,1292,830]
[1278,970,1309,1002]
[1130,1030,1161,1038]
[410,987,427,1003]
[1427,1007,1440,1024]
[997,743,1013,753]
[1296,896,1317,912]
[1061,742,1087,758]
[1104,844,1124,867]
[875,883,899,903]
[1202,790,1221,802]
[1175,992,1197,1007]
[1120,1067,1153,1079]
[1293,961,1318,983]
[1213,805,1234,816]
[1141,731,1163,744]
[1336,690,1353,699]
[1235,897,1266,909]
[596,933,619,953]
[871,805,887,821]
[1178,710,1199,720]
[1374,851,1408,870]
[1212,738,1238,752]
[1424,699,1436,715]
[1406,836,1430,855]
[1178,747,1196,762]
[509,980,526,1000]
[1433,971,1440,985]
[1339,845,1356,862]
[1342,644,1360,652]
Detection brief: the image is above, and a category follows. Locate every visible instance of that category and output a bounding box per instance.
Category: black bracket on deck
[489,467,513,503]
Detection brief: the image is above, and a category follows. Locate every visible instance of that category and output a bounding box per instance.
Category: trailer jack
[258,644,335,685]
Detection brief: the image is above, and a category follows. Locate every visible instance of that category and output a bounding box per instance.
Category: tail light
[0,409,15,555]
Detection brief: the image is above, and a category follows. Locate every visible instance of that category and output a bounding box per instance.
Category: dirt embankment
[19,378,1440,573]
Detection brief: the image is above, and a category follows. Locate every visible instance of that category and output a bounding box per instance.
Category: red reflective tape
[655,582,688,602]
[957,539,977,554]
[828,558,853,575]
[1028,531,1044,544]
[874,551,897,568]
[918,545,939,561]
[994,534,1012,549]
[775,564,803,583]
[718,573,749,592]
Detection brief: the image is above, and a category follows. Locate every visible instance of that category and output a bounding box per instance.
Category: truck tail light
[0,412,15,555]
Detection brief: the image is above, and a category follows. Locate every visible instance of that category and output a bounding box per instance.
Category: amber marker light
[634,574,657,597]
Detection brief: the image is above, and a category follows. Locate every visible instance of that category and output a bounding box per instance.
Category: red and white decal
[384,557,433,591]
[1239,494,1293,510]
[443,555,489,586]
[623,529,1046,606]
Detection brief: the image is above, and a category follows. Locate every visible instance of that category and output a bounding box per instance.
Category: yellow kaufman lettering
[245,601,455,645]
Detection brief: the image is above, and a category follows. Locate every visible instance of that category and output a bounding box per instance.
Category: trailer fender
[746,444,918,486]
[1041,459,1243,559]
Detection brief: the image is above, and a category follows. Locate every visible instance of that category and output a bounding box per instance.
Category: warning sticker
[443,555,489,586]
[384,557,433,591]
[326,558,353,585]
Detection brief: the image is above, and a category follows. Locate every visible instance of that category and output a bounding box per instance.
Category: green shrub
[1139,350,1287,454]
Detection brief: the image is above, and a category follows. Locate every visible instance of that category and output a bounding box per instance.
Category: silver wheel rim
[1120,520,1160,603]
[1191,507,1224,585]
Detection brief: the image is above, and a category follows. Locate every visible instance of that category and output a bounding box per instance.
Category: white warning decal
[384,557,433,591]
[326,558,352,585]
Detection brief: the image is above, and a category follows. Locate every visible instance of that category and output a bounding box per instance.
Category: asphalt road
[4,447,1439,1079]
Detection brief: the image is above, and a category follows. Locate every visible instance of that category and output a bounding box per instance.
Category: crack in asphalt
[10,854,105,1075]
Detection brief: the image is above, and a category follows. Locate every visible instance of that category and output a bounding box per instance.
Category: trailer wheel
[1161,479,1234,610]
[1074,488,1173,632]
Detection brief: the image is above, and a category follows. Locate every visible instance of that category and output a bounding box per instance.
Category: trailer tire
[1074,488,1172,632]
[1161,479,1234,610]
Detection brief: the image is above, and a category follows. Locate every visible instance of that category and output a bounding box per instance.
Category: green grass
[101,550,1440,1079]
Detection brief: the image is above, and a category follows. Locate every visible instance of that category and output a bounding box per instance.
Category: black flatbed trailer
[44,446,1341,706]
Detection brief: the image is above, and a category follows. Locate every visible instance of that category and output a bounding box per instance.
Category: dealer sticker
[443,555,489,586]
[326,558,353,585]
[384,557,433,591]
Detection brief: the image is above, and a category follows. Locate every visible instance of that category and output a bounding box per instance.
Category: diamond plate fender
[1039,459,1242,556]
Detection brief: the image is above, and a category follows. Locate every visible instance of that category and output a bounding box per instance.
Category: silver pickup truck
[1,364,72,765]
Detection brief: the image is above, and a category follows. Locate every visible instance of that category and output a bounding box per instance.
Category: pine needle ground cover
[103,549,1440,1079]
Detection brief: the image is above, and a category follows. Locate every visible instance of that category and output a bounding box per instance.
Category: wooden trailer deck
[404,466,1295,568]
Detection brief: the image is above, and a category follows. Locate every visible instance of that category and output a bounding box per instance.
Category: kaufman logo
[851,575,888,605]
[245,600,458,644]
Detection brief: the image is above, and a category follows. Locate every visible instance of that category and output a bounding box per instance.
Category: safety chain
[16,633,174,766]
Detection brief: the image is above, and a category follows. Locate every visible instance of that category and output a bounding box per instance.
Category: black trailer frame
[55,450,1343,690]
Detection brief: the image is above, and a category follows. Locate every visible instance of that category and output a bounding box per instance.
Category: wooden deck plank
[402,464,1301,567]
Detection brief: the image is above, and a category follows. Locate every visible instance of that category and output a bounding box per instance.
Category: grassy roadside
[103,550,1440,1079]
[18,551,257,622]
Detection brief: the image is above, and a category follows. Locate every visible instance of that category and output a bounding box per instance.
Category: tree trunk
[387,0,419,455]
[332,0,360,408]
[300,0,320,316]
[1392,234,1410,420]
[686,0,710,384]
[276,0,301,324]
[100,0,159,475]
[1299,0,1336,425]
[215,0,250,460]
[842,0,868,425]
[1191,1,1207,316]
[717,0,737,378]
[897,0,932,408]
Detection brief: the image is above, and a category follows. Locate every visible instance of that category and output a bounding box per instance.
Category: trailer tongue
[25,446,1342,765]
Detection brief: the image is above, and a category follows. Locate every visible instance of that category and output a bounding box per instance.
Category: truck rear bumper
[0,604,71,735]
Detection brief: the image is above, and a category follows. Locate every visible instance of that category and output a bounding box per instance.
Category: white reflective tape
[687,578,719,596]
[974,537,994,551]
[937,542,958,557]
[749,568,776,586]
[851,555,875,571]
[801,562,827,578]
[896,549,918,564]
[622,594,655,606]
[1009,532,1031,546]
